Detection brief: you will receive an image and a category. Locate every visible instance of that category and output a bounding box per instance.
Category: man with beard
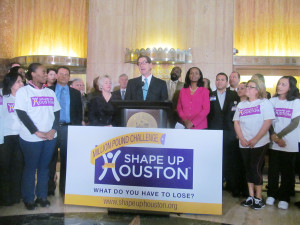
[166,67,184,127]
[166,67,184,102]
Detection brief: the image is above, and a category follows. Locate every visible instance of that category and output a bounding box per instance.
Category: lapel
[222,91,231,113]
[167,80,172,98]
[118,90,122,99]
[146,76,155,100]
[176,81,183,90]
[137,76,144,101]
[214,91,222,112]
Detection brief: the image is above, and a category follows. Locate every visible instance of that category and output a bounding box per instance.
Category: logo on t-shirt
[7,103,15,113]
[239,105,261,117]
[274,108,293,119]
[31,97,54,107]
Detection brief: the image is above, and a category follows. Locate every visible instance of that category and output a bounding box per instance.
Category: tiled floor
[0,213,230,225]
[1,186,300,225]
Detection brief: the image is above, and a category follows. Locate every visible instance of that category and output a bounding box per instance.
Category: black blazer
[112,89,123,100]
[125,76,168,101]
[207,90,239,134]
[88,93,119,126]
[48,85,82,125]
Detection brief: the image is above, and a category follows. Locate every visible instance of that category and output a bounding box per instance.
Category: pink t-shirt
[177,87,210,129]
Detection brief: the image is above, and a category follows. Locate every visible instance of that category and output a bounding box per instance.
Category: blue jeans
[19,137,56,203]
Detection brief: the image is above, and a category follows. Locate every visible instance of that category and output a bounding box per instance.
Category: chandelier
[125,48,192,64]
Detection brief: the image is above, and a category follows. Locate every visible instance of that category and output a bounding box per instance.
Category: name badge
[210,96,216,101]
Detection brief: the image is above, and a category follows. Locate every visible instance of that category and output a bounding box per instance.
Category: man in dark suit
[112,74,128,100]
[125,55,168,101]
[208,72,247,197]
[227,71,240,92]
[48,66,82,195]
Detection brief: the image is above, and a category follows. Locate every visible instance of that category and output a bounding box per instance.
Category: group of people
[0,55,299,212]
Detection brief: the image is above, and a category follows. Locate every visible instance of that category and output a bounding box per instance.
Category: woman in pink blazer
[177,67,210,129]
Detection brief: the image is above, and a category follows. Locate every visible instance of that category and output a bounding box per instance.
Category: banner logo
[91,132,193,189]
[99,150,121,182]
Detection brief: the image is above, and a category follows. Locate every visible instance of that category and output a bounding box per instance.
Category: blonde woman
[233,79,275,210]
[88,75,118,126]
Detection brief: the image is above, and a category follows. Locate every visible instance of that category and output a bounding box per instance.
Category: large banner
[65,127,223,215]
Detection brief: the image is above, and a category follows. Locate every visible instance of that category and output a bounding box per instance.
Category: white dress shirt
[217,90,226,110]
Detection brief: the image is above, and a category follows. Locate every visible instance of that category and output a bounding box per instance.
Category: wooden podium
[111,101,173,128]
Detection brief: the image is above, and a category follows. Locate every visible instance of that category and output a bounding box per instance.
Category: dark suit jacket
[48,85,82,125]
[88,93,119,126]
[112,89,123,100]
[207,90,239,135]
[125,76,168,101]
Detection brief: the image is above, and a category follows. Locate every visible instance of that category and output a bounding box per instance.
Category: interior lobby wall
[87,0,234,90]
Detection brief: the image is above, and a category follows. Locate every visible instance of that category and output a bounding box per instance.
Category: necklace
[190,86,198,93]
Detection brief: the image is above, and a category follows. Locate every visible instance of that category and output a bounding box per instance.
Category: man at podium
[125,55,168,101]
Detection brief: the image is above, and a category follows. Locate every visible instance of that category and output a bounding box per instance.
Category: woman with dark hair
[233,79,275,210]
[14,63,60,210]
[177,67,210,129]
[9,66,26,84]
[87,76,101,103]
[46,68,57,87]
[266,76,300,210]
[203,78,212,94]
[0,72,24,205]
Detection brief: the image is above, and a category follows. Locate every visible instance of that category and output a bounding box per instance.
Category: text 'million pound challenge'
[90,132,193,189]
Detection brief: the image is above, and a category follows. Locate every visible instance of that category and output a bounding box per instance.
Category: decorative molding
[11,55,87,68]
[233,56,300,67]
[125,48,192,64]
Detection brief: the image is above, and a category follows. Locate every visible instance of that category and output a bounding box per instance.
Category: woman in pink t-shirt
[177,67,210,129]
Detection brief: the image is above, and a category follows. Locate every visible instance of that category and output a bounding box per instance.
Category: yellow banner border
[90,132,166,165]
[65,194,222,215]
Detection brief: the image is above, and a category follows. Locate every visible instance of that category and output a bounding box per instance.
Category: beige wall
[87,0,234,91]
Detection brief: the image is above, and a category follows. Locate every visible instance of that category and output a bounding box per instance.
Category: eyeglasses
[138,61,149,66]
[246,85,256,89]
